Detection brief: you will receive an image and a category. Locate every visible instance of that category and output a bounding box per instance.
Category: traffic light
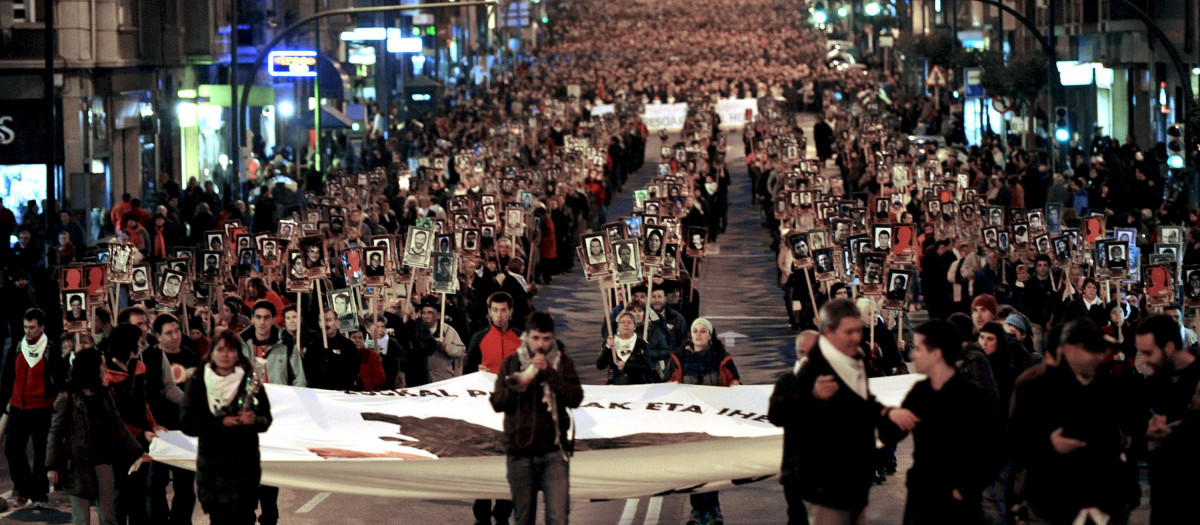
[812,2,828,24]
[1054,106,1070,143]
[1167,123,1186,169]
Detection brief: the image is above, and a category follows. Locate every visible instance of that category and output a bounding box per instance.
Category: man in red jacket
[0,308,65,508]
[465,292,522,525]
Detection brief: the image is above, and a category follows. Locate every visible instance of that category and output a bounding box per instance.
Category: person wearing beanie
[971,294,999,333]
[664,318,739,524]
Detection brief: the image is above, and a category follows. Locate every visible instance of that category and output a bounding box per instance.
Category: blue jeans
[506,452,570,525]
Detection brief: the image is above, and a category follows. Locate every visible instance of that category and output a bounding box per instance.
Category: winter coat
[663,340,739,387]
[179,366,272,512]
[596,337,661,385]
[46,390,142,498]
[239,326,306,387]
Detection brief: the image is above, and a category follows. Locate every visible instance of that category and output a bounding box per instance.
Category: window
[12,0,34,23]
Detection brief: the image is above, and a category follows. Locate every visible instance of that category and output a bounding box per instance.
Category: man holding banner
[490,312,583,525]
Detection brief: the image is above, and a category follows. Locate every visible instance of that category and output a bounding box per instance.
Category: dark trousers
[902,487,983,525]
[689,491,721,515]
[208,506,257,525]
[782,482,811,525]
[258,485,280,525]
[506,452,569,525]
[473,498,514,524]
[147,463,195,525]
[115,464,148,524]
[5,406,51,501]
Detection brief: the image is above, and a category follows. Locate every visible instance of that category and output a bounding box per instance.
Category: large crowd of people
[0,0,1197,524]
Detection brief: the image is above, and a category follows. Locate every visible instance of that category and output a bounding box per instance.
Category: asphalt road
[0,115,1150,524]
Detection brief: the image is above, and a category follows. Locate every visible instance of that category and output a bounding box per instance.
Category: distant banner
[715,98,760,129]
[150,373,921,499]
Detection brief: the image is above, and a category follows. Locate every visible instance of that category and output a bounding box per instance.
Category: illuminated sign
[411,94,432,101]
[268,51,318,77]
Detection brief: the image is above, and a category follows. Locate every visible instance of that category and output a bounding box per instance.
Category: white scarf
[204,364,246,416]
[20,333,47,369]
[613,334,636,363]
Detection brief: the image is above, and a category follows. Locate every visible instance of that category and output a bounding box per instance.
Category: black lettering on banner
[645,402,662,411]
[467,389,489,398]
[608,402,631,410]
[581,401,605,409]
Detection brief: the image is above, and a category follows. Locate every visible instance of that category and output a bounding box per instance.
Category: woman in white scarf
[596,311,660,385]
[179,331,271,525]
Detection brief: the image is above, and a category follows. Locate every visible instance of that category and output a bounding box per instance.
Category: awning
[197,84,276,108]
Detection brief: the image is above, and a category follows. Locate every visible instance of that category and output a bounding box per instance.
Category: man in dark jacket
[303,309,363,391]
[882,320,996,524]
[813,115,834,164]
[1010,319,1142,524]
[1135,315,1200,524]
[0,308,65,507]
[766,299,917,524]
[145,314,198,524]
[490,312,583,525]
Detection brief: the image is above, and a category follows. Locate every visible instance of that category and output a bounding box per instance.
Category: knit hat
[691,318,714,337]
[971,294,999,318]
[1004,314,1030,337]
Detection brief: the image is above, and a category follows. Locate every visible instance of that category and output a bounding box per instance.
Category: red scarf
[154,224,167,257]
[127,223,146,251]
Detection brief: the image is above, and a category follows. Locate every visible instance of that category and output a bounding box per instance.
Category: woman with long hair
[180,330,272,524]
[47,348,142,525]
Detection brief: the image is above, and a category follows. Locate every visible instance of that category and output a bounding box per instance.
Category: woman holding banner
[597,311,660,385]
[180,331,272,524]
[664,318,740,524]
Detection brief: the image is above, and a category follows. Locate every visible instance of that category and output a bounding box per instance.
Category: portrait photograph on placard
[404,228,434,269]
[1185,265,1200,307]
[435,234,453,254]
[581,232,610,270]
[1034,234,1051,255]
[813,248,837,281]
[431,252,459,294]
[1158,225,1184,246]
[363,247,387,285]
[603,222,626,244]
[61,292,88,334]
[997,231,1010,253]
[199,250,222,282]
[1028,210,1046,234]
[883,268,913,310]
[1046,203,1063,234]
[157,270,186,309]
[298,235,329,278]
[1154,243,1180,260]
[685,227,708,257]
[129,264,153,301]
[205,231,225,253]
[611,239,641,283]
[787,232,812,267]
[1104,241,1129,269]
[831,219,852,245]
[860,253,886,294]
[983,228,998,249]
[260,239,280,265]
[1052,236,1071,264]
[642,225,666,266]
[286,250,312,292]
[237,248,256,276]
[329,288,360,333]
[1013,222,1029,246]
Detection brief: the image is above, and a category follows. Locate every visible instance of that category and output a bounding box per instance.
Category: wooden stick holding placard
[295,292,303,358]
[643,267,655,342]
[689,258,699,301]
[601,287,614,340]
[439,291,447,343]
[803,269,819,321]
[315,279,328,347]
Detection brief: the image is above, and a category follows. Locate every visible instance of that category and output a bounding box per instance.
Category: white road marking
[643,496,663,525]
[295,492,331,513]
[618,498,639,525]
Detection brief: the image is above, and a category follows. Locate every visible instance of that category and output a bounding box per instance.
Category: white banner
[150,373,921,499]
[714,98,760,129]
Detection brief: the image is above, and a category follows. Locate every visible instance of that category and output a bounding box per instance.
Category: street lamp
[837,5,849,17]
[812,2,828,24]
[864,1,881,16]
[278,101,295,118]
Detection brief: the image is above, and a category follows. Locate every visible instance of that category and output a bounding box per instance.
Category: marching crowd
[0,0,1197,524]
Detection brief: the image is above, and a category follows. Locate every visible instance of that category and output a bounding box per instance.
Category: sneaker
[685,510,708,525]
[10,496,28,507]
[32,500,48,509]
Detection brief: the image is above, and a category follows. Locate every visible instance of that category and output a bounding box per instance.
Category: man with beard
[1135,315,1200,524]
